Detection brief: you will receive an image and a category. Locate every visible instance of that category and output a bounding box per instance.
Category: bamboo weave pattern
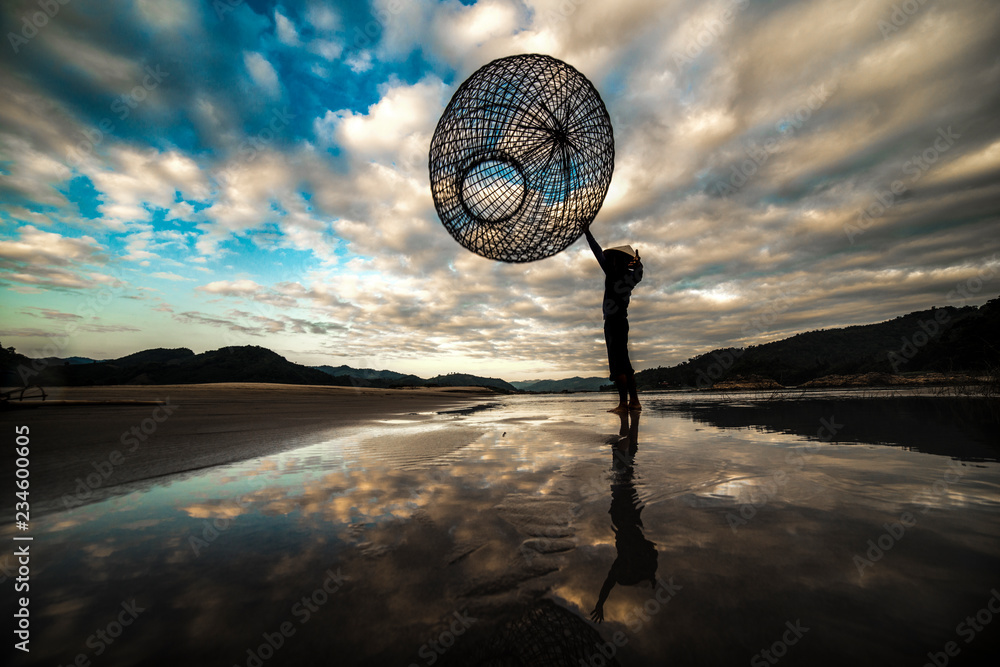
[430,54,615,262]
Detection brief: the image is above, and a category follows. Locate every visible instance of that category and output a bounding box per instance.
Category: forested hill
[3,346,337,387]
[635,295,1000,389]
[0,346,514,391]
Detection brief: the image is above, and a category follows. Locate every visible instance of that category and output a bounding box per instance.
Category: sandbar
[1,383,494,515]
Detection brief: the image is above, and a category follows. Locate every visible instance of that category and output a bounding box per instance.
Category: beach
[1,383,494,516]
[5,388,999,666]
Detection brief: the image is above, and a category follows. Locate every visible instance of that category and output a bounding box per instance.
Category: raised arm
[590,568,617,623]
[584,228,609,275]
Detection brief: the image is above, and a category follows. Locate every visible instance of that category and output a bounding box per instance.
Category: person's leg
[611,373,628,413]
[606,318,632,413]
[627,372,641,410]
[605,319,625,412]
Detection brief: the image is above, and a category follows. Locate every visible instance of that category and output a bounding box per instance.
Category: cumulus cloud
[0,226,104,266]
[0,226,119,290]
[150,272,192,281]
[21,308,84,322]
[198,280,265,296]
[85,146,211,230]
[1,0,998,376]
[274,9,301,46]
[243,51,282,98]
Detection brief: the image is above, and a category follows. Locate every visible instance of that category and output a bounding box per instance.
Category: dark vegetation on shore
[0,345,518,392]
[632,295,999,391]
[651,394,998,459]
[1,295,996,394]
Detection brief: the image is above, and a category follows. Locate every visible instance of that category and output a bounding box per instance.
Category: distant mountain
[312,365,512,390]
[0,344,516,391]
[114,348,194,366]
[35,355,105,366]
[424,373,517,392]
[509,380,541,390]
[7,346,338,387]
[150,346,336,385]
[520,376,608,392]
[635,296,1000,389]
[313,364,422,383]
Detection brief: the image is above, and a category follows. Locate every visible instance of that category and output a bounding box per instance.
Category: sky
[1,0,999,381]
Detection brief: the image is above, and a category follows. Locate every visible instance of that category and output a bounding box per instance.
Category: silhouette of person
[591,411,658,623]
[584,225,643,414]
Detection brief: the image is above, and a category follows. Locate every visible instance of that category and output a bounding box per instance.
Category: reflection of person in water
[591,410,657,623]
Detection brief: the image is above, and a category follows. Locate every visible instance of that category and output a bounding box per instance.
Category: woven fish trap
[429,54,615,263]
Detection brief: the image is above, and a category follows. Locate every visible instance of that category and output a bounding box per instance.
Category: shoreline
[651,371,994,392]
[1,383,495,516]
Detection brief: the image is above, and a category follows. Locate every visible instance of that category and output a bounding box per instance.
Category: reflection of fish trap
[429,54,615,263]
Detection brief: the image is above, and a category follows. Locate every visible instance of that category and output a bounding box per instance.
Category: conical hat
[606,245,636,258]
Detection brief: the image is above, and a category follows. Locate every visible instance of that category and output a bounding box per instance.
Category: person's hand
[590,605,604,623]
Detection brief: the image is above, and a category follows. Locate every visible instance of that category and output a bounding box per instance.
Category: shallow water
[9,391,1000,666]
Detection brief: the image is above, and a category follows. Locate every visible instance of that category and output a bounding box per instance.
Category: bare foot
[628,402,642,411]
[608,404,628,414]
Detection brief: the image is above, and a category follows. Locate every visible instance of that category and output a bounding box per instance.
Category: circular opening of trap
[459,157,527,224]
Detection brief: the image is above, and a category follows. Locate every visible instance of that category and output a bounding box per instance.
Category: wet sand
[6,389,1000,666]
[1,383,493,515]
